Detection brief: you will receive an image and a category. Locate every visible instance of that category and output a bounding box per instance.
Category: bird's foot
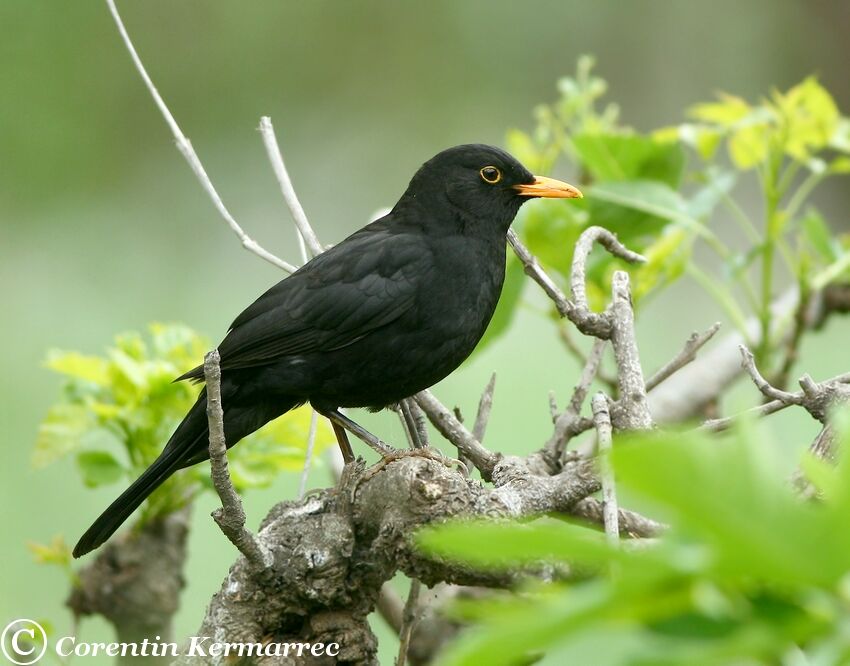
[352,447,464,495]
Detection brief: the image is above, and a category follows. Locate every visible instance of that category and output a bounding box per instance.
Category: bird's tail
[73,391,297,558]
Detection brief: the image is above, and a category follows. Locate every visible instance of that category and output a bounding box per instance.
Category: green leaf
[830,118,850,153]
[800,209,839,262]
[520,197,587,278]
[688,93,753,126]
[728,122,770,169]
[632,228,692,303]
[829,156,850,174]
[588,181,713,244]
[44,350,109,385]
[572,133,685,187]
[685,169,736,220]
[76,451,125,488]
[775,77,840,161]
[28,535,72,568]
[613,428,850,588]
[33,403,92,467]
[417,518,616,570]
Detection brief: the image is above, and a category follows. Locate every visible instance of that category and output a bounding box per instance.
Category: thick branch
[175,455,600,664]
[609,271,652,429]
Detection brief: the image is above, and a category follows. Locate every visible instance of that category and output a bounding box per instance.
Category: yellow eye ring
[480,166,502,184]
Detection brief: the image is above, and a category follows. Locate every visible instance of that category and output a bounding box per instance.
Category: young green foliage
[35,323,333,530]
[488,60,850,381]
[417,415,850,665]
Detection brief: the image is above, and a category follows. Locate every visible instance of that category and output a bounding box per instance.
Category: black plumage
[73,144,581,557]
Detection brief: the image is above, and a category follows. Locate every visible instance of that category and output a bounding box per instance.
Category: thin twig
[105,0,295,273]
[506,229,572,317]
[558,323,618,391]
[567,339,607,416]
[738,345,803,405]
[395,578,422,666]
[571,227,646,339]
[646,323,721,392]
[545,339,607,462]
[376,585,404,635]
[571,498,665,538]
[203,350,271,568]
[298,409,319,499]
[591,393,619,544]
[473,373,497,442]
[414,390,499,479]
[701,370,850,432]
[548,391,559,423]
[258,116,324,258]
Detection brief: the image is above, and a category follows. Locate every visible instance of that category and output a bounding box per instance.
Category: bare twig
[473,373,497,442]
[414,390,500,479]
[570,227,646,338]
[591,393,619,543]
[258,116,324,258]
[105,0,295,273]
[376,585,404,635]
[701,398,790,432]
[396,578,422,666]
[646,323,722,392]
[507,229,572,317]
[545,339,607,462]
[738,345,804,405]
[548,391,559,423]
[702,370,850,432]
[558,323,618,391]
[567,339,607,416]
[298,409,319,499]
[203,350,271,568]
[571,498,665,538]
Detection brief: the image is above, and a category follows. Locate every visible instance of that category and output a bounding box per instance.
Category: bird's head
[398,144,582,235]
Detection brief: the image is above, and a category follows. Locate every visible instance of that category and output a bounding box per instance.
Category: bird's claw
[349,447,463,501]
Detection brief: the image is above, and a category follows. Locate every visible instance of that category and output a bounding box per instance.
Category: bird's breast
[415,235,506,346]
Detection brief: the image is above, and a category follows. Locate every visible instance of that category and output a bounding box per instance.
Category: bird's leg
[330,421,355,464]
[319,408,398,458]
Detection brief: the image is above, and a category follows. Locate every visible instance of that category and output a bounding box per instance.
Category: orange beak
[513,175,583,199]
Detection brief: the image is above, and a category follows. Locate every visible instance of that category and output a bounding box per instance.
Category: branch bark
[173,454,601,665]
[204,350,271,569]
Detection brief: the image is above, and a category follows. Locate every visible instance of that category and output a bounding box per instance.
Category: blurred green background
[2,1,849,663]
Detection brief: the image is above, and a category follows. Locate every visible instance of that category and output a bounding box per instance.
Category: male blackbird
[73,144,581,557]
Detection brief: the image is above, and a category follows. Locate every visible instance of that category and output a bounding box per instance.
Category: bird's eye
[480,166,502,184]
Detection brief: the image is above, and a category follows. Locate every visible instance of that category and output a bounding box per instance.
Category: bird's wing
[177,221,429,380]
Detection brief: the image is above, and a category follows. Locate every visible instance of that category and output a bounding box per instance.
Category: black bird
[73,144,581,557]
